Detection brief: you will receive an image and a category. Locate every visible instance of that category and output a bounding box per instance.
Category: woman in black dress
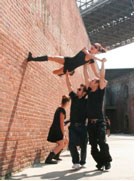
[45,95,70,164]
[27,43,106,77]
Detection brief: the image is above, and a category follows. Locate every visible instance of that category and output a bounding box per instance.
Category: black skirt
[47,127,63,143]
[63,51,86,73]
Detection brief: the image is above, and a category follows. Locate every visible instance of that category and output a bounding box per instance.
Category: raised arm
[99,58,108,89]
[65,71,73,93]
[83,64,90,88]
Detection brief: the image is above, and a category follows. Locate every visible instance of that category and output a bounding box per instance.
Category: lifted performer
[27,43,106,77]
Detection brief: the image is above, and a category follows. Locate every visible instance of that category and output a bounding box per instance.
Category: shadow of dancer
[0,60,28,177]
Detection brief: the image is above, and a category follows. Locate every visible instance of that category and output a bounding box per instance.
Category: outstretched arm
[99,58,108,89]
[83,64,90,88]
[65,71,73,93]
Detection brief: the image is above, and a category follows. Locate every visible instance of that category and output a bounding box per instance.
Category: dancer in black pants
[45,95,70,164]
[27,43,106,77]
[83,59,112,170]
[65,71,88,169]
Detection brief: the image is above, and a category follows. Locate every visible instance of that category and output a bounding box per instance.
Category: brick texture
[0,0,90,177]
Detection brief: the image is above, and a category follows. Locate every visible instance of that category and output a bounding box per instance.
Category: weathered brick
[0,0,90,177]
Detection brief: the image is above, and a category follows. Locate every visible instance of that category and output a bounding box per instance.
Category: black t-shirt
[69,91,87,124]
[51,107,66,129]
[87,87,105,119]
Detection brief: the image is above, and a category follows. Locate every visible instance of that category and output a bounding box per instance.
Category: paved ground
[10,134,134,180]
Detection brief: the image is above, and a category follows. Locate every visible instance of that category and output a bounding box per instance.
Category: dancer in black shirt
[65,71,88,169]
[83,59,112,170]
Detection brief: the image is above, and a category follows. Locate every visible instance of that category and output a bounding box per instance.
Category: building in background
[105,68,134,134]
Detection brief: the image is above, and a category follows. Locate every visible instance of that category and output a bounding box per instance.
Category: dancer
[83,59,112,171]
[65,71,88,169]
[45,95,70,164]
[27,43,106,76]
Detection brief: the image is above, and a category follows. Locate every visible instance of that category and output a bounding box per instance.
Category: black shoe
[45,160,58,164]
[96,164,104,170]
[27,52,33,61]
[54,157,62,161]
[27,52,48,62]
[45,152,57,164]
[105,162,111,170]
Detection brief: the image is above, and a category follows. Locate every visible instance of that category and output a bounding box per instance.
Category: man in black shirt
[83,58,112,170]
[65,72,88,169]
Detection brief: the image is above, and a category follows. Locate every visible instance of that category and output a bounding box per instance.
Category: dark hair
[80,84,87,93]
[61,95,70,105]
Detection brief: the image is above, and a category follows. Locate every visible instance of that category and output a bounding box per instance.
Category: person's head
[90,43,107,54]
[89,78,100,90]
[77,84,87,98]
[61,95,70,107]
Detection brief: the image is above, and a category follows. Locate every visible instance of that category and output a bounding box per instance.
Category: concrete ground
[10,134,134,180]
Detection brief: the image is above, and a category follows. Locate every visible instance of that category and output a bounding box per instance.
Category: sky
[96,42,135,69]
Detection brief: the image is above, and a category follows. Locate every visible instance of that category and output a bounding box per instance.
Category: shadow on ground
[11,167,109,180]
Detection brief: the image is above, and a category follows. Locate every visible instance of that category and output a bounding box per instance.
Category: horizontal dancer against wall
[27,43,107,77]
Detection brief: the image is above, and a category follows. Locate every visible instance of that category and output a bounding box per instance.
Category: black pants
[69,124,88,164]
[87,119,112,165]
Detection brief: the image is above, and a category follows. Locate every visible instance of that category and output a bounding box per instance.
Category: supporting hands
[92,55,107,63]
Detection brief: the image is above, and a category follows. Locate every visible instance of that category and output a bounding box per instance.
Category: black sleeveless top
[63,50,91,73]
[47,107,66,142]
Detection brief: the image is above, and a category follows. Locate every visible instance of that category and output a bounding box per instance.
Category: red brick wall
[0,0,90,177]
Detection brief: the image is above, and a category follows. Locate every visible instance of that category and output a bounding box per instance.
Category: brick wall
[0,0,90,177]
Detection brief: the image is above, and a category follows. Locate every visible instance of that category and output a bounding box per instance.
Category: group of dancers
[27,43,112,170]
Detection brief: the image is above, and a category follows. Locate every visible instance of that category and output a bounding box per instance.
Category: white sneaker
[72,164,80,169]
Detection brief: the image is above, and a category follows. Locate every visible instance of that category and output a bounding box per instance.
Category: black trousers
[87,119,112,165]
[69,124,88,164]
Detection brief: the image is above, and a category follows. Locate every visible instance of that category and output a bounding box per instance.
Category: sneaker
[72,164,81,169]
[80,164,85,168]
[80,161,86,167]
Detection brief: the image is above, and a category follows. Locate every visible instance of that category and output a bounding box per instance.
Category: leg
[79,126,88,166]
[53,150,63,161]
[69,127,80,164]
[80,141,87,166]
[54,137,69,161]
[27,52,48,62]
[48,56,65,65]
[53,140,65,154]
[87,123,102,166]
[69,143,80,164]
[45,140,64,164]
[27,52,65,64]
[53,67,64,76]
[45,152,57,164]
[97,121,112,169]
